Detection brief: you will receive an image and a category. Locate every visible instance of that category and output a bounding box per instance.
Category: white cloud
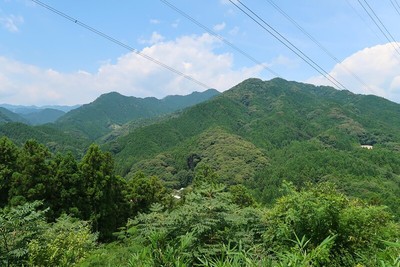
[213,22,226,32]
[228,26,239,36]
[0,14,24,32]
[308,42,400,103]
[139,32,165,45]
[171,19,180,28]
[0,33,263,105]
[149,19,160,24]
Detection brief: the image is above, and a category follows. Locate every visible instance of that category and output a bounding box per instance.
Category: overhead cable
[30,0,212,90]
[159,0,280,78]
[357,0,400,58]
[265,0,372,92]
[344,0,384,42]
[390,0,400,17]
[228,0,348,90]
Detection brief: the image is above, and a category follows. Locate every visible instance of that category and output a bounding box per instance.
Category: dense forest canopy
[1,78,400,266]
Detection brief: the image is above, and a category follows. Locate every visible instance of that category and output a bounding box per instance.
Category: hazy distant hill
[19,108,65,125]
[0,107,29,124]
[0,104,79,125]
[104,78,400,215]
[56,89,220,140]
[0,104,80,114]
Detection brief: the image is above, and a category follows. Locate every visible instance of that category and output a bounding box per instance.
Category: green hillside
[20,108,65,125]
[106,78,400,217]
[0,122,89,155]
[56,89,220,140]
[110,78,400,172]
[0,107,29,124]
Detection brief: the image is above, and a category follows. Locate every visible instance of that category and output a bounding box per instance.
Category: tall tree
[8,140,52,206]
[78,144,126,240]
[0,137,19,207]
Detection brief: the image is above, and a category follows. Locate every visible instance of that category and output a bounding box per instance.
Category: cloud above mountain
[308,42,400,103]
[0,33,263,105]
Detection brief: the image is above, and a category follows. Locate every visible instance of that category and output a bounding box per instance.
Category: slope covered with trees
[19,108,65,125]
[0,107,28,124]
[56,89,220,140]
[103,78,400,218]
[1,78,400,266]
[1,138,399,266]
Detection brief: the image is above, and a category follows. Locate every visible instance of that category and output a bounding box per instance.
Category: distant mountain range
[0,107,29,124]
[0,104,81,125]
[55,89,220,139]
[0,104,80,113]
[0,89,220,149]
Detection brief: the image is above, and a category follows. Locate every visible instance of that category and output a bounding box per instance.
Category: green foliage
[189,128,268,185]
[123,171,172,217]
[128,128,269,188]
[250,141,400,217]
[0,137,19,206]
[0,201,48,266]
[8,139,52,205]
[229,184,255,208]
[0,122,89,155]
[263,182,400,266]
[28,214,97,267]
[273,234,336,267]
[78,144,127,241]
[1,138,129,241]
[124,182,265,265]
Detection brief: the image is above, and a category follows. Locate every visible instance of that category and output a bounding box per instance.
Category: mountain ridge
[55,89,220,140]
[101,78,400,216]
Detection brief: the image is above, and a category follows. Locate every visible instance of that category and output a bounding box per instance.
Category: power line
[393,0,400,13]
[228,0,348,90]
[390,0,400,17]
[344,0,384,42]
[30,0,212,90]
[264,0,372,92]
[159,0,280,78]
[357,0,400,58]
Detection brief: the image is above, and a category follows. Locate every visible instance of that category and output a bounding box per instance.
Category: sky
[1,0,400,105]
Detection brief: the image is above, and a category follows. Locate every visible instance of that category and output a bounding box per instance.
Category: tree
[126,182,265,265]
[78,144,126,241]
[0,201,48,266]
[124,171,171,217]
[0,137,19,207]
[263,182,400,266]
[8,139,52,206]
[28,214,97,267]
[50,152,81,219]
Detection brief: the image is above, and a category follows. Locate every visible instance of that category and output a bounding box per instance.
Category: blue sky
[1,0,400,105]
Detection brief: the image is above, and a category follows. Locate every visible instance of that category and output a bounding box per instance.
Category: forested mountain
[0,104,78,125]
[19,108,66,125]
[0,107,29,124]
[106,78,400,216]
[0,122,90,155]
[55,89,220,140]
[110,78,400,172]
[1,78,400,266]
[0,103,79,113]
[0,89,219,153]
